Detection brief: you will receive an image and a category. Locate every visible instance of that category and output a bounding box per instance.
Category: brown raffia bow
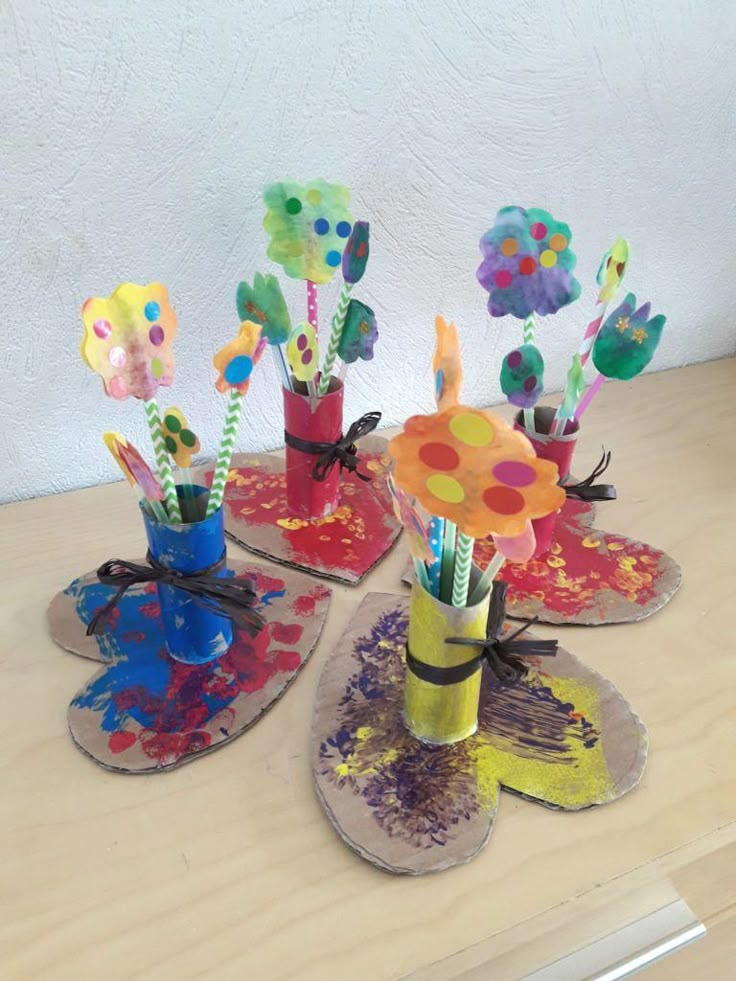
[85,551,265,637]
[446,580,557,685]
[563,448,616,502]
[284,410,381,482]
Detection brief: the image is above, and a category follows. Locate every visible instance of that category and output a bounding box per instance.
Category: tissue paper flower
[263,179,352,284]
[236,273,291,346]
[500,344,545,409]
[342,221,370,285]
[286,322,319,382]
[477,206,581,319]
[337,300,378,364]
[213,321,265,395]
[162,408,200,468]
[103,432,164,500]
[386,473,435,564]
[81,282,176,401]
[388,405,565,539]
[592,293,666,380]
[433,315,462,411]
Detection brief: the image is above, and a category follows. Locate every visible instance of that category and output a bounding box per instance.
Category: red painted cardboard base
[404,497,681,625]
[218,437,402,585]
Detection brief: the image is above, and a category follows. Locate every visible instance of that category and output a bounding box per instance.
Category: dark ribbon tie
[284,410,381,482]
[86,551,265,637]
[564,448,616,502]
[445,581,558,686]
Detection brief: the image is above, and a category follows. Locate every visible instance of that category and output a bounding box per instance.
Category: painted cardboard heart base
[48,561,331,773]
[312,592,647,875]
[218,437,402,585]
[405,497,681,625]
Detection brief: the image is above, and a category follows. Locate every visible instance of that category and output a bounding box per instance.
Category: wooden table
[1,360,734,980]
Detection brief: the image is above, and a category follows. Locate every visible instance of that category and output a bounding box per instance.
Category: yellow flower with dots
[162,408,200,467]
[388,404,565,539]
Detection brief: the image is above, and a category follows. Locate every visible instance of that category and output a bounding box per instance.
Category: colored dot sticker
[540,249,557,268]
[285,197,302,214]
[165,435,177,454]
[307,189,322,206]
[500,237,518,257]
[180,429,196,448]
[523,375,537,391]
[108,376,128,398]
[302,349,313,365]
[164,413,181,433]
[418,441,460,471]
[357,241,367,258]
[149,324,164,345]
[495,270,513,289]
[483,485,525,514]
[144,301,160,322]
[549,233,567,251]
[530,222,547,240]
[506,350,522,368]
[492,460,537,487]
[519,256,537,275]
[109,346,126,368]
[426,474,465,504]
[336,221,352,238]
[93,318,111,339]
[325,250,341,267]
[448,412,494,447]
[151,357,164,379]
[314,218,330,235]
[297,333,308,351]
[224,355,253,385]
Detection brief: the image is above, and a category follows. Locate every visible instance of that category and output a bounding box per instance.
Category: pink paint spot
[271,622,304,644]
[108,730,136,754]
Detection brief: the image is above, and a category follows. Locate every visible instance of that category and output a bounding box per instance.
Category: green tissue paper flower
[236,272,291,345]
[592,293,666,381]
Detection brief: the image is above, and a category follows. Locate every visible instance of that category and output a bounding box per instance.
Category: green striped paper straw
[144,398,182,523]
[206,389,243,517]
[318,282,352,395]
[451,531,475,607]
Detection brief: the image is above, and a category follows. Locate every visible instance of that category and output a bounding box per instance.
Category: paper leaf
[492,520,536,563]
[388,405,565,539]
[557,353,585,420]
[596,237,630,304]
[433,315,463,411]
[592,293,666,381]
[213,321,264,395]
[342,221,370,285]
[286,322,319,382]
[236,273,291,345]
[103,432,163,500]
[162,408,201,468]
[500,343,544,409]
[386,473,435,564]
[81,282,176,401]
[477,206,581,319]
[263,179,352,285]
[336,299,378,364]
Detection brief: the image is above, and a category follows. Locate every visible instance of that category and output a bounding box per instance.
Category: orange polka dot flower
[388,405,565,539]
[213,321,266,395]
[80,282,176,401]
[477,206,581,319]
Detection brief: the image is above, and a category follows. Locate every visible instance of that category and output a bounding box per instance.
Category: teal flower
[592,293,666,380]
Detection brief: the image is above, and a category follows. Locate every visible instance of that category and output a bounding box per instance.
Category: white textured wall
[2,0,735,503]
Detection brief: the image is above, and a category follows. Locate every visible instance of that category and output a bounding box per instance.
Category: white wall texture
[1,0,735,503]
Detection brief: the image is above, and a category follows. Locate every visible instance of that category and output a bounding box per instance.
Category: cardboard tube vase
[142,486,233,665]
[514,406,579,557]
[283,379,344,520]
[403,568,491,745]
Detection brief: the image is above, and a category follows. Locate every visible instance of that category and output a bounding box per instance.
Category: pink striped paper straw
[578,303,605,366]
[574,373,605,421]
[307,280,318,329]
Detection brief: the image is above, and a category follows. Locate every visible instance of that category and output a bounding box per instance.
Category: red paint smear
[291,584,331,617]
[139,601,161,619]
[271,622,303,644]
[474,498,671,618]
[108,730,136,754]
[218,455,396,579]
[274,649,301,671]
